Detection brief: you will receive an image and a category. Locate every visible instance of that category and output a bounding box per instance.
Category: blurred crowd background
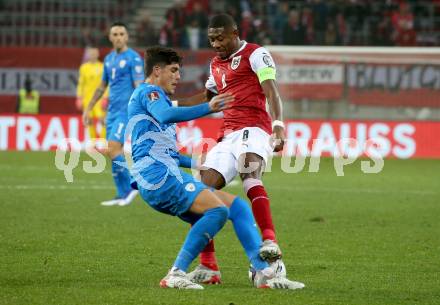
[1,0,439,49]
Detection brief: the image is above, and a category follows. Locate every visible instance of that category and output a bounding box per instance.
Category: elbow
[155,117,167,124]
[155,114,171,125]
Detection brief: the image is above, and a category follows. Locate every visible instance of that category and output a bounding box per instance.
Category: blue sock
[111,154,132,198]
[229,197,269,271]
[174,206,228,272]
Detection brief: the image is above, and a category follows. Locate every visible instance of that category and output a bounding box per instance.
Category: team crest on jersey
[185,183,196,192]
[148,91,159,102]
[119,59,126,68]
[135,65,143,74]
[231,55,242,70]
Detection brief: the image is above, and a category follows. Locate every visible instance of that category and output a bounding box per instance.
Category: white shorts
[202,127,273,184]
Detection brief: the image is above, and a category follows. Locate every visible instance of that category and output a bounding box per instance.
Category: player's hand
[82,111,92,126]
[75,98,82,111]
[208,93,234,112]
[271,125,285,152]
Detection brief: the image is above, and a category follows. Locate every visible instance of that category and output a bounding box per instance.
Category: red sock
[247,185,277,242]
[200,239,219,270]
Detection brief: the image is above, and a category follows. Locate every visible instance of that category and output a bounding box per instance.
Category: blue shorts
[137,170,207,217]
[106,113,128,143]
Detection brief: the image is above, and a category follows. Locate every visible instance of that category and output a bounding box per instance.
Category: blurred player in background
[83,22,144,207]
[127,46,303,290]
[177,14,290,284]
[76,47,107,141]
[17,76,40,114]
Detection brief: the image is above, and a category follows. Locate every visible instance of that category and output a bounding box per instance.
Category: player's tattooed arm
[173,90,217,107]
[82,81,107,126]
[261,79,285,152]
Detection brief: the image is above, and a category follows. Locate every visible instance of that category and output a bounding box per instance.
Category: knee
[242,177,263,194]
[214,206,229,225]
[201,169,225,189]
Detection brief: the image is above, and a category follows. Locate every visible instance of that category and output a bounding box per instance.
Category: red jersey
[205,41,276,138]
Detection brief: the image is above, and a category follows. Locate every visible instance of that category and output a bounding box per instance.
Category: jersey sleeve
[249,47,277,83]
[177,154,196,168]
[102,60,109,83]
[145,89,211,124]
[205,63,218,94]
[131,54,145,83]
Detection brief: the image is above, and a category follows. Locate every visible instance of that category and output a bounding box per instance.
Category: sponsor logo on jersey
[148,91,160,102]
[263,55,274,68]
[231,55,242,70]
[185,183,196,192]
[119,59,126,68]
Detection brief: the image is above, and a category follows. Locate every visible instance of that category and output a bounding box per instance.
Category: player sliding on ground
[126,46,305,290]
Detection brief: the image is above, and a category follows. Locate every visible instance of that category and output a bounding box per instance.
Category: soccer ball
[248,259,287,282]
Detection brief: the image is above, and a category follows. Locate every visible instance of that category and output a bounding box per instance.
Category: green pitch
[1,151,439,305]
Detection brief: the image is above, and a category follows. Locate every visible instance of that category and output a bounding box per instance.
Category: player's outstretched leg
[190,169,225,284]
[161,190,229,289]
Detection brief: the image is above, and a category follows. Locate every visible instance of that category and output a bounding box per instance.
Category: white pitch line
[0,183,436,196]
[0,165,111,173]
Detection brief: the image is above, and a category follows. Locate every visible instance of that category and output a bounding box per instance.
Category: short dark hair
[208,14,237,30]
[144,46,183,77]
[110,21,128,30]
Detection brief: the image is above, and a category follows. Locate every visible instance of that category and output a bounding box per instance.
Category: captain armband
[256,67,276,83]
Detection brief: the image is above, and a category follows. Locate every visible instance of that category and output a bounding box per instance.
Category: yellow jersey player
[76,47,108,140]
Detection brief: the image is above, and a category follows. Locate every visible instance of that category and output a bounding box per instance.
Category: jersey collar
[228,40,247,59]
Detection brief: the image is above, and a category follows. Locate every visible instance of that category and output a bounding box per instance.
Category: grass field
[1,151,439,305]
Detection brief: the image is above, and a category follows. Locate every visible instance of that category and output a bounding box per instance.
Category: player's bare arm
[82,80,107,126]
[261,79,285,152]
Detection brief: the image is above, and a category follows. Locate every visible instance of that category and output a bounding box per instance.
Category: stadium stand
[1,0,439,48]
[0,0,141,47]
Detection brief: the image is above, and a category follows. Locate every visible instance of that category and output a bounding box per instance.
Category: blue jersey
[127,83,211,188]
[103,48,144,116]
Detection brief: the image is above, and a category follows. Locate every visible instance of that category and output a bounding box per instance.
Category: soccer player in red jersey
[179,14,291,284]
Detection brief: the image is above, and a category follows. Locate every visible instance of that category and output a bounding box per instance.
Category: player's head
[109,22,129,52]
[208,14,240,59]
[144,46,182,95]
[86,47,99,62]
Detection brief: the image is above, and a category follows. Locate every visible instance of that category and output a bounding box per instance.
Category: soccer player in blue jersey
[83,22,144,206]
[126,46,304,290]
